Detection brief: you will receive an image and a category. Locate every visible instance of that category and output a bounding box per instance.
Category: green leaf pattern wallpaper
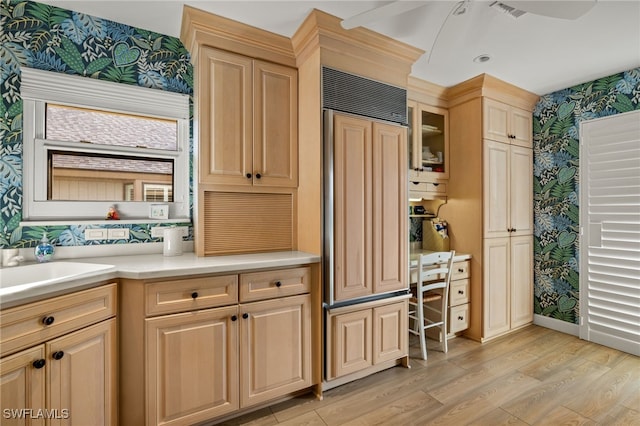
[533,68,640,324]
[0,0,193,249]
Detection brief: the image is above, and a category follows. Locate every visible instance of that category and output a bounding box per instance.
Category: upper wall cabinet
[408,101,449,182]
[483,98,532,148]
[198,46,298,188]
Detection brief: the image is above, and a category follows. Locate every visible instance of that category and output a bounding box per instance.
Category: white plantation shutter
[580,110,640,356]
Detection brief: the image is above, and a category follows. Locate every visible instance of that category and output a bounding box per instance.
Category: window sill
[20,218,191,227]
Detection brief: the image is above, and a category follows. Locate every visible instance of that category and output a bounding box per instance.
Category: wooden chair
[409,250,455,360]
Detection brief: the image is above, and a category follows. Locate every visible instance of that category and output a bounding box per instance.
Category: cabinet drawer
[451,261,470,280]
[450,279,470,306]
[0,283,116,357]
[239,266,310,302]
[145,275,238,316]
[449,304,469,333]
[409,181,446,194]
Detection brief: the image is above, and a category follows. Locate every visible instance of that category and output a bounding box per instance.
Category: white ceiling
[37,1,640,95]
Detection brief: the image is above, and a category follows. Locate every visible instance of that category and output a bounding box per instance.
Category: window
[21,68,190,221]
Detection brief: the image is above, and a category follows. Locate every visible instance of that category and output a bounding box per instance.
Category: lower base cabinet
[326,297,408,382]
[0,284,117,426]
[121,265,317,426]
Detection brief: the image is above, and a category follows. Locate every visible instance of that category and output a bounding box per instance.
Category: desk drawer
[449,304,469,333]
[449,279,470,306]
[145,275,238,316]
[240,267,310,302]
[0,283,116,357]
[451,261,470,280]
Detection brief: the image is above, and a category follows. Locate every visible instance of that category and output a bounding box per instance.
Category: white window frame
[21,68,190,221]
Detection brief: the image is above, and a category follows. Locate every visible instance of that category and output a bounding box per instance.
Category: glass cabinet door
[408,102,449,181]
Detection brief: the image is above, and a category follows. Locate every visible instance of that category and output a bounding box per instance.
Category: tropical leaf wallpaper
[533,68,640,324]
[0,0,193,249]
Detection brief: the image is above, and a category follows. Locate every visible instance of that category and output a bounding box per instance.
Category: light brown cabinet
[326,297,408,381]
[121,265,317,426]
[197,46,298,188]
[443,74,538,342]
[0,284,117,426]
[332,113,407,302]
[483,140,534,238]
[407,101,449,197]
[483,97,533,148]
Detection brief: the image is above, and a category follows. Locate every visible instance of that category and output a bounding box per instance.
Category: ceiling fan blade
[500,0,597,20]
[341,1,427,29]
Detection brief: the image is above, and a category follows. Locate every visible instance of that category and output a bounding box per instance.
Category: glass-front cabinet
[408,101,449,183]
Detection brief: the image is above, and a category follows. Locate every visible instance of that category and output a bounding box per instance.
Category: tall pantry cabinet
[442,74,539,342]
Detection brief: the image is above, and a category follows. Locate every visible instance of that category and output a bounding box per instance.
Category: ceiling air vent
[489,1,527,18]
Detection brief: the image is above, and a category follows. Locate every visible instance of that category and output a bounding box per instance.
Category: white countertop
[0,251,320,309]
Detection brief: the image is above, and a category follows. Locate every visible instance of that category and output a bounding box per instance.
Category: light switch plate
[85,229,108,240]
[107,228,130,240]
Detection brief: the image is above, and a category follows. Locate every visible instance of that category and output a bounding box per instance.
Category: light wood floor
[217,325,640,425]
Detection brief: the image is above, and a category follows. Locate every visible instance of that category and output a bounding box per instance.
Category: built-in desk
[410,249,472,334]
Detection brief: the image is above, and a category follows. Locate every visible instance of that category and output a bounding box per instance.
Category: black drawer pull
[191,292,199,299]
[32,359,46,369]
[42,316,55,326]
[52,351,64,360]
[275,281,282,288]
[458,316,464,321]
[458,268,464,273]
[458,290,464,294]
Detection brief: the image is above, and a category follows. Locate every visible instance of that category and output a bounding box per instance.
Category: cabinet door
[511,235,534,329]
[198,46,252,186]
[328,308,372,379]
[333,113,372,301]
[253,61,298,187]
[510,145,534,236]
[372,301,407,364]
[372,121,408,295]
[510,106,533,148]
[239,294,311,408]
[483,140,510,238]
[0,346,46,426]
[483,238,511,339]
[146,306,239,426]
[408,103,449,183]
[47,318,116,426]
[483,98,510,144]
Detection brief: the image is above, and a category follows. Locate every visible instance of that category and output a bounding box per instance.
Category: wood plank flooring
[216,325,639,425]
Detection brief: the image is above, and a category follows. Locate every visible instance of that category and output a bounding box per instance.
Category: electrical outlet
[85,229,107,240]
[107,228,130,240]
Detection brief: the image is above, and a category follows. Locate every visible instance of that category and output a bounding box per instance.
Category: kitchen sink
[0,261,115,296]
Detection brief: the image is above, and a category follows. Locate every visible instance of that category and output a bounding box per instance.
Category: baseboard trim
[533,314,579,336]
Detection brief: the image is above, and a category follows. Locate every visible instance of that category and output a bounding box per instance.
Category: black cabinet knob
[52,351,64,360]
[433,183,439,187]
[231,315,238,321]
[458,290,464,294]
[32,359,46,369]
[42,316,55,326]
[275,281,282,288]
[458,316,464,321]
[242,313,249,319]
[255,173,261,179]
[458,268,464,273]
[191,292,198,299]
[246,173,252,179]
